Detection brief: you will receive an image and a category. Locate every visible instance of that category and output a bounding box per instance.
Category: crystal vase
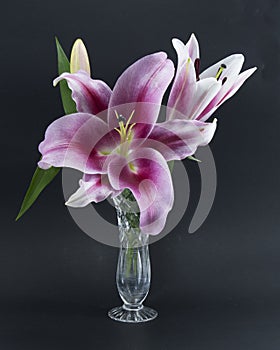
[108,192,158,323]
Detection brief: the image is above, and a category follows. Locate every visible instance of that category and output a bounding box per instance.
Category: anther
[194,58,200,81]
[117,114,126,124]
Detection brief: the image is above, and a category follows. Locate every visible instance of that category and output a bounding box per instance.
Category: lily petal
[108,148,174,235]
[200,54,244,80]
[177,78,221,120]
[38,113,110,173]
[108,52,175,129]
[172,38,188,68]
[66,174,120,207]
[167,36,198,120]
[168,36,222,121]
[217,67,257,106]
[197,66,257,122]
[88,122,165,172]
[198,54,245,118]
[167,56,197,120]
[185,33,200,63]
[53,71,112,117]
[172,34,199,68]
[142,119,217,161]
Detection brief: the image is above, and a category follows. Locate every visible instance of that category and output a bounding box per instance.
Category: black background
[2,0,280,349]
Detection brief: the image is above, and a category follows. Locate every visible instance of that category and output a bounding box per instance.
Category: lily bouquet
[17,34,256,323]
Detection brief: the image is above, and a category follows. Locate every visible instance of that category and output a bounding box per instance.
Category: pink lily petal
[38,113,110,173]
[88,122,158,172]
[65,174,120,207]
[53,70,112,117]
[108,52,175,129]
[116,122,161,151]
[87,129,122,173]
[108,148,174,235]
[142,119,217,161]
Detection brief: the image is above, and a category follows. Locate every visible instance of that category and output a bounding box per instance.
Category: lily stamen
[215,64,227,80]
[124,110,135,134]
[114,110,136,145]
[114,110,125,123]
[194,58,200,81]
[127,122,136,141]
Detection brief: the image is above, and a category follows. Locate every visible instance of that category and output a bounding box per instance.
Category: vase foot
[108,305,158,323]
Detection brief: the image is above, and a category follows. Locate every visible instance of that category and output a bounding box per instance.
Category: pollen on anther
[118,114,126,123]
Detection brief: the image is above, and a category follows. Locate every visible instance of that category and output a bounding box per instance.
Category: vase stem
[108,193,158,323]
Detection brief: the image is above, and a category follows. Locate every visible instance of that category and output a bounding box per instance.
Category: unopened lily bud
[70,38,91,75]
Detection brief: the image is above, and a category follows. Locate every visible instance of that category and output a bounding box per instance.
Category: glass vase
[108,192,158,323]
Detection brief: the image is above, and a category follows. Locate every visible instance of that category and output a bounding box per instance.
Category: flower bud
[70,38,91,75]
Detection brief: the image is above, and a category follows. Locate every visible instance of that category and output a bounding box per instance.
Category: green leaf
[187,155,201,162]
[55,37,77,114]
[16,38,77,221]
[16,166,60,221]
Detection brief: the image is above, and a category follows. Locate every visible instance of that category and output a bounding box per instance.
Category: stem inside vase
[108,191,158,323]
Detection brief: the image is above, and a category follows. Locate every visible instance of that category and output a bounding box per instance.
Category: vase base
[108,305,158,323]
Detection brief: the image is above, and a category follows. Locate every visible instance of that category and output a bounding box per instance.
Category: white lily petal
[185,33,200,62]
[217,67,257,106]
[200,54,244,80]
[172,38,188,69]
[188,78,222,119]
[65,174,118,207]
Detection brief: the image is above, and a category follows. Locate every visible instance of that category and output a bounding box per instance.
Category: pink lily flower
[38,51,216,235]
[167,33,257,122]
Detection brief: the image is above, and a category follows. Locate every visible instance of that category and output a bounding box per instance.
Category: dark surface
[2,0,280,349]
